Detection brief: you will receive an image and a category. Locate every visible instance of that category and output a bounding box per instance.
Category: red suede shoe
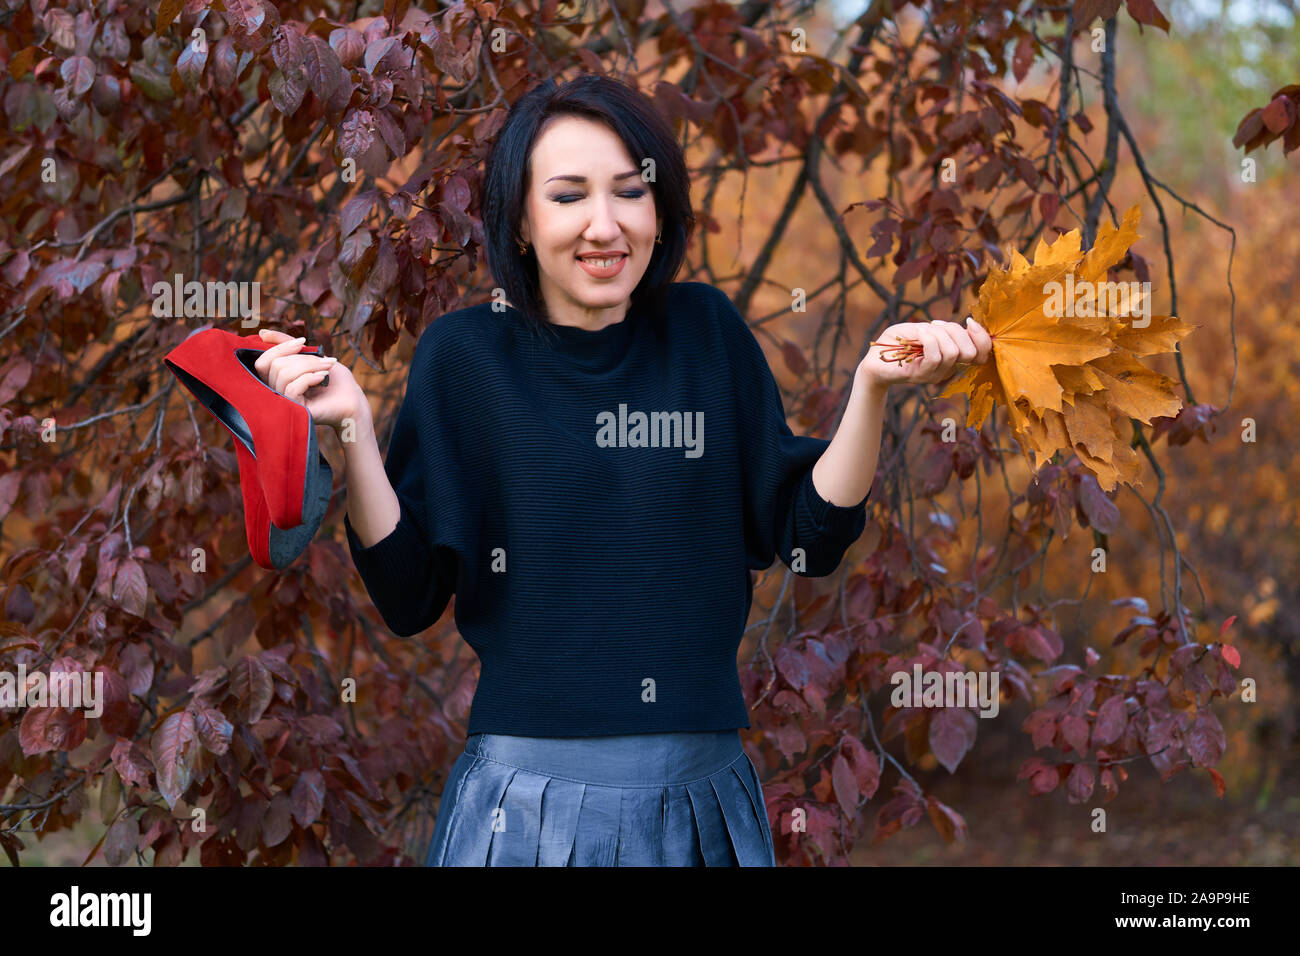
[164,327,334,570]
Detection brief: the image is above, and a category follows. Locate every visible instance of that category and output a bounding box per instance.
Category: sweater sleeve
[717,287,869,577]
[343,338,458,637]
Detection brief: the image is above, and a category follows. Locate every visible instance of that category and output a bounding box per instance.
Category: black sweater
[343,281,868,736]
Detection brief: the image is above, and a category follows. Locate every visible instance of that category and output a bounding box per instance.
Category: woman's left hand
[859,316,994,388]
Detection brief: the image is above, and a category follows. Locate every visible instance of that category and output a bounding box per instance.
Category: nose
[583,195,623,242]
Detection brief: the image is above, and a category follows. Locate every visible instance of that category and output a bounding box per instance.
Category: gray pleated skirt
[424,729,776,866]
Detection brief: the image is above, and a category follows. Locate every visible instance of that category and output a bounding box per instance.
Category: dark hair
[481,72,695,332]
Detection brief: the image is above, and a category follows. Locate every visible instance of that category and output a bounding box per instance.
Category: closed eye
[552,190,647,204]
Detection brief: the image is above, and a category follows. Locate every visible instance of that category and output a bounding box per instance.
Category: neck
[539,286,631,331]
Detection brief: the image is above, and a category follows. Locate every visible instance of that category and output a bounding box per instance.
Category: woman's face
[518,115,661,328]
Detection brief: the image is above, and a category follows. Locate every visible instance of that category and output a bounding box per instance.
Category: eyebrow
[544,170,642,184]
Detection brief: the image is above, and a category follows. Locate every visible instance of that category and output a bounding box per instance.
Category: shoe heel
[266,420,334,569]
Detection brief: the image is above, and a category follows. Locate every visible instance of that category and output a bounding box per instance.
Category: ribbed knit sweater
[343,280,868,736]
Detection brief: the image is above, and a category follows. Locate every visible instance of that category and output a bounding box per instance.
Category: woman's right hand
[253,329,370,437]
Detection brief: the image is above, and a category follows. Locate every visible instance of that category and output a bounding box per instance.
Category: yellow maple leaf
[948,259,1113,415]
[1078,203,1141,285]
[1113,313,1195,357]
[938,203,1198,491]
[1010,229,1083,276]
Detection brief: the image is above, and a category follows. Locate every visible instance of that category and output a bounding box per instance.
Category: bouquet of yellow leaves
[935,203,1197,491]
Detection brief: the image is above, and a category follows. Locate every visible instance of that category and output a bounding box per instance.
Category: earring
[655,229,663,244]
[517,237,527,255]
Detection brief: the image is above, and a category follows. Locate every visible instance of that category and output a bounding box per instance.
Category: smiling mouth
[575,254,628,267]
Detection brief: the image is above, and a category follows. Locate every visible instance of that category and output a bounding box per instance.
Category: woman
[256,73,992,866]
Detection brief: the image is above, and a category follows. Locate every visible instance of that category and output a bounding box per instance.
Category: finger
[926,324,960,371]
[254,335,307,378]
[263,341,319,391]
[255,329,301,367]
[965,316,994,361]
[271,355,336,395]
[937,320,978,364]
[916,326,942,371]
[284,369,330,404]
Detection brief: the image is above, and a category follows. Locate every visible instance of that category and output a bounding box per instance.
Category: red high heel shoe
[164,327,334,570]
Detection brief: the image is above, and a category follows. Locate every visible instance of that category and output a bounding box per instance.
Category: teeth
[581,256,622,268]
